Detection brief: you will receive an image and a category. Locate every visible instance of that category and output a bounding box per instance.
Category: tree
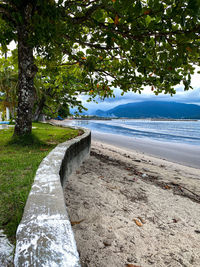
[33,56,90,120]
[0,0,199,136]
[0,49,18,118]
[0,1,61,134]
[0,50,100,120]
[0,51,93,120]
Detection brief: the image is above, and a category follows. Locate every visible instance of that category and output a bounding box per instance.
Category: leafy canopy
[0,0,199,98]
[0,49,96,118]
[0,49,18,114]
[33,55,92,117]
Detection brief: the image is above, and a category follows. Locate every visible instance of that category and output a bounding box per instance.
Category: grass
[0,122,80,243]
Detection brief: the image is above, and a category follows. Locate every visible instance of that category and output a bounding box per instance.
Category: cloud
[79,86,200,113]
[79,67,200,112]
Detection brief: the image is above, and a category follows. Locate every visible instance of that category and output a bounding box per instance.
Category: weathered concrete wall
[14,127,91,267]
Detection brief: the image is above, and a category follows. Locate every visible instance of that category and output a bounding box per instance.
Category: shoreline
[58,119,200,169]
[92,131,200,169]
[65,141,200,267]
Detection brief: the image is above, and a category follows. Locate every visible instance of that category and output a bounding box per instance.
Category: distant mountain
[94,101,200,119]
[95,109,108,117]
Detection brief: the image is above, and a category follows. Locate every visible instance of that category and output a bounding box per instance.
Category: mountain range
[94,101,200,119]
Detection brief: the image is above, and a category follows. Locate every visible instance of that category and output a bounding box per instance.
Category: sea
[66,119,200,146]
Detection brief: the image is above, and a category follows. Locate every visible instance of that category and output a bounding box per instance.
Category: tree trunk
[33,95,46,121]
[14,26,37,136]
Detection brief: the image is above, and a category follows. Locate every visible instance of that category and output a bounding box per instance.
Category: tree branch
[0,3,16,26]
[70,3,105,24]
[64,34,119,51]
[64,0,97,8]
[89,18,200,42]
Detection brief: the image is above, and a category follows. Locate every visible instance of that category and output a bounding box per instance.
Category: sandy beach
[59,119,200,169]
[92,131,200,169]
[64,140,200,267]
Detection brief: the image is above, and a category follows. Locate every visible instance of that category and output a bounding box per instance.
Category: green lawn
[0,122,80,243]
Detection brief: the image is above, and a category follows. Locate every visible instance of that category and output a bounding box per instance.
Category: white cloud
[80,68,200,112]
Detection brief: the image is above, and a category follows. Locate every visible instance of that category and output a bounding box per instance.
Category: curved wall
[14,128,91,267]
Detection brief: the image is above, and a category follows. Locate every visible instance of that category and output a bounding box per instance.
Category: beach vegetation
[0,0,199,136]
[0,122,79,243]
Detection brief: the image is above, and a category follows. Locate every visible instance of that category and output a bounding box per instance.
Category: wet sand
[58,119,200,169]
[92,131,200,169]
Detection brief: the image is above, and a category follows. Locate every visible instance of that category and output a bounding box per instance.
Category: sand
[59,119,200,168]
[64,141,200,267]
[92,131,200,169]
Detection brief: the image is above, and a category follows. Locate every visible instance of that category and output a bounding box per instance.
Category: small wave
[69,120,200,146]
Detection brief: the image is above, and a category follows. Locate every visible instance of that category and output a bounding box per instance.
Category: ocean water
[67,119,200,146]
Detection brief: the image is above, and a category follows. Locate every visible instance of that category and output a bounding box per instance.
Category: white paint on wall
[0,230,14,266]
[14,127,91,267]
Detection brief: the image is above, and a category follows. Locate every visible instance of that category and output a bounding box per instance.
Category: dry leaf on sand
[71,219,84,226]
[133,219,143,227]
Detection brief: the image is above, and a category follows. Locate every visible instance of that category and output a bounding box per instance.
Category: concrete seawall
[14,127,91,267]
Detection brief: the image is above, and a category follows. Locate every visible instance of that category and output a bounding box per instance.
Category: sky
[80,68,200,113]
